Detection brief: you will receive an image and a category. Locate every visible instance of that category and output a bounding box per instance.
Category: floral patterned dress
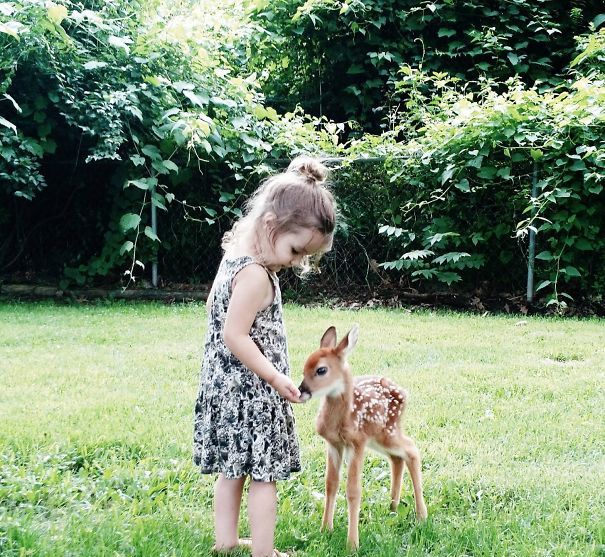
[193,255,301,482]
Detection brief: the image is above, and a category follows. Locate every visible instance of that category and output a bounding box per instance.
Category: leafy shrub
[0,0,334,285]
[247,0,604,131]
[361,35,605,303]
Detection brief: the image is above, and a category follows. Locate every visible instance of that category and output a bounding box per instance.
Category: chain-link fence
[156,158,397,302]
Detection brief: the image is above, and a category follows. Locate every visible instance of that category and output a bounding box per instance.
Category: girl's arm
[223,264,301,403]
[206,280,216,312]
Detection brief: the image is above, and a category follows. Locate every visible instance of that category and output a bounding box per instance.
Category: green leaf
[0,21,23,39]
[151,192,167,211]
[120,213,141,232]
[130,155,145,167]
[142,145,161,161]
[231,116,248,129]
[433,252,470,265]
[477,166,497,179]
[172,81,195,92]
[124,178,157,191]
[530,149,543,161]
[427,232,459,247]
[574,238,592,251]
[593,14,605,29]
[144,226,160,242]
[411,269,436,279]
[455,178,470,192]
[467,156,483,169]
[162,160,179,173]
[438,28,456,38]
[401,249,434,260]
[440,164,455,185]
[435,271,461,285]
[346,64,365,75]
[3,94,21,112]
[570,160,586,171]
[108,35,132,52]
[535,251,553,261]
[119,241,134,255]
[0,115,17,135]
[183,89,209,107]
[47,2,68,25]
[535,280,551,292]
[219,191,235,203]
[83,61,108,70]
[563,266,581,277]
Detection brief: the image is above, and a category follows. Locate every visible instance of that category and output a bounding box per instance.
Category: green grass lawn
[1,301,604,556]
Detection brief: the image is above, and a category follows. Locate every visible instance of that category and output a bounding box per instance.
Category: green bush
[356,33,605,304]
[0,0,334,285]
[247,0,603,131]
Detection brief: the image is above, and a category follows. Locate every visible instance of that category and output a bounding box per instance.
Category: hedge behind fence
[1,0,604,308]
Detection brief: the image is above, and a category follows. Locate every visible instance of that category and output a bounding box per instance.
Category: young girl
[193,156,337,557]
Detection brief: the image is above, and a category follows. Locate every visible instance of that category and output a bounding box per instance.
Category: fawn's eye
[316,366,328,376]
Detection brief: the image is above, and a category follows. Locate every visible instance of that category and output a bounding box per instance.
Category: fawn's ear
[320,326,337,348]
[336,323,359,357]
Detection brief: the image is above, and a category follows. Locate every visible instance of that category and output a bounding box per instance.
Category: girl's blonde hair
[222,156,336,272]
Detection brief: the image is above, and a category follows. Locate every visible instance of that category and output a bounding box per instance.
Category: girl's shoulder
[222,251,275,277]
[228,258,277,313]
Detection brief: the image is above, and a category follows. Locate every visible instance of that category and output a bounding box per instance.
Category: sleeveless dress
[193,255,301,482]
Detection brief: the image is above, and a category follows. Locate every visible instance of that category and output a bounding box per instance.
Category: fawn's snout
[298,380,312,402]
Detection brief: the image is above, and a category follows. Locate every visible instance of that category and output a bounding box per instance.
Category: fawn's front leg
[345,445,365,550]
[321,443,343,531]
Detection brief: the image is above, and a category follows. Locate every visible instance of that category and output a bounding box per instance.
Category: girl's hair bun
[287,155,328,184]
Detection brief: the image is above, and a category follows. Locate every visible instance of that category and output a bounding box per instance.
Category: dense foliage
[1,0,604,306]
[0,0,336,286]
[370,67,605,305]
[247,0,605,131]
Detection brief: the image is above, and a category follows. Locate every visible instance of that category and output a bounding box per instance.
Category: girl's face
[264,226,329,272]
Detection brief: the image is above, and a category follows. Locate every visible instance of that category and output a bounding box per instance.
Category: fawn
[298,324,427,549]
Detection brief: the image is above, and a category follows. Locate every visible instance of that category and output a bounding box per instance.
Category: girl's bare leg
[214,474,246,550]
[248,480,277,557]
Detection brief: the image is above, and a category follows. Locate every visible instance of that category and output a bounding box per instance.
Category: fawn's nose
[298,381,312,402]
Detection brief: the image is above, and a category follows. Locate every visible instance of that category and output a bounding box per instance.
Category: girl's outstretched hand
[270,374,302,403]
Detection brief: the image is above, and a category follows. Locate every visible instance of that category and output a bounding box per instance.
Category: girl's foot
[212,538,253,553]
[212,540,290,557]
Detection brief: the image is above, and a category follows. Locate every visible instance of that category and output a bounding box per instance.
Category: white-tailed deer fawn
[298,324,427,549]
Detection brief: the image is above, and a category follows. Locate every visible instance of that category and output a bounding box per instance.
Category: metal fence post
[526,162,539,303]
[151,183,158,288]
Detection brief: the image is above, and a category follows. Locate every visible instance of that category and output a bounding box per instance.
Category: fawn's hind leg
[390,434,428,520]
[401,435,428,520]
[389,455,405,511]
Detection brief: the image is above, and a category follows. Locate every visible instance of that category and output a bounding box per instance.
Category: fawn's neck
[318,370,355,437]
